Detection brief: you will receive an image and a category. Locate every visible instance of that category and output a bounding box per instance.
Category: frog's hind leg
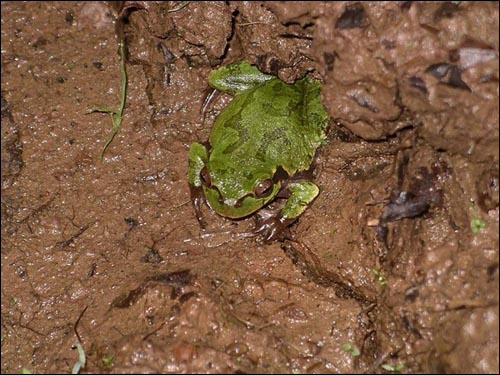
[280,181,319,220]
[253,181,320,242]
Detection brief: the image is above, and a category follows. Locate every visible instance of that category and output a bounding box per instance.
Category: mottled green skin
[189,61,329,220]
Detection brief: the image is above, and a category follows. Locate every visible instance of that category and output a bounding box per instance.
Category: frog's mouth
[202,183,280,219]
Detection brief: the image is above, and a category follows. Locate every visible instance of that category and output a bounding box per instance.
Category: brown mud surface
[1,1,498,373]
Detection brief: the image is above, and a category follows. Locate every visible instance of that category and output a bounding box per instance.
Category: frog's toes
[254,214,295,242]
[190,184,208,229]
[254,206,280,222]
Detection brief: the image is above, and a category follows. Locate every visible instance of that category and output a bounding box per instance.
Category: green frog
[188,60,329,241]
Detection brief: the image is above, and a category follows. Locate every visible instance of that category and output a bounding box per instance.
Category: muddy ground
[1,1,498,374]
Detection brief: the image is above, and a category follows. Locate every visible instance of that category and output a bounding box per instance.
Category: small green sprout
[470,203,486,234]
[102,355,114,368]
[381,363,404,372]
[22,369,33,374]
[71,342,86,374]
[371,269,387,287]
[88,41,127,160]
[471,217,486,233]
[341,342,360,357]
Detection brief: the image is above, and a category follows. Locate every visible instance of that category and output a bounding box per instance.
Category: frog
[188,60,329,241]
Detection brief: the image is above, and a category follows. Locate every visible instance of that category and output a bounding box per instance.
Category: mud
[1,2,498,374]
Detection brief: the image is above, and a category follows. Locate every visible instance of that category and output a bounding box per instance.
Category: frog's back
[209,78,329,176]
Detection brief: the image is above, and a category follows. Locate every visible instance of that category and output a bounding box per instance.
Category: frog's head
[199,164,285,219]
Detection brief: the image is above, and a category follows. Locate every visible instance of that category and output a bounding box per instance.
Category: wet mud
[1,2,498,373]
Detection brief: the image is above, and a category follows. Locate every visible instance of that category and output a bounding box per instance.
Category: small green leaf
[341,342,360,356]
[102,355,114,367]
[395,364,405,371]
[382,363,404,372]
[371,269,387,286]
[350,346,360,357]
[471,218,486,234]
[341,342,352,351]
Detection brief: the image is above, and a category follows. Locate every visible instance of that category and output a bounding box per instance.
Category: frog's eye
[200,166,211,186]
[254,179,273,198]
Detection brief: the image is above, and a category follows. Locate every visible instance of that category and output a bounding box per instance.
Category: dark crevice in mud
[375,149,445,249]
[282,241,376,304]
[111,270,194,308]
[335,2,369,29]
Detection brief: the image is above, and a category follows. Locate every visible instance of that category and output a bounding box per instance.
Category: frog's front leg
[255,181,320,242]
[188,142,209,228]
